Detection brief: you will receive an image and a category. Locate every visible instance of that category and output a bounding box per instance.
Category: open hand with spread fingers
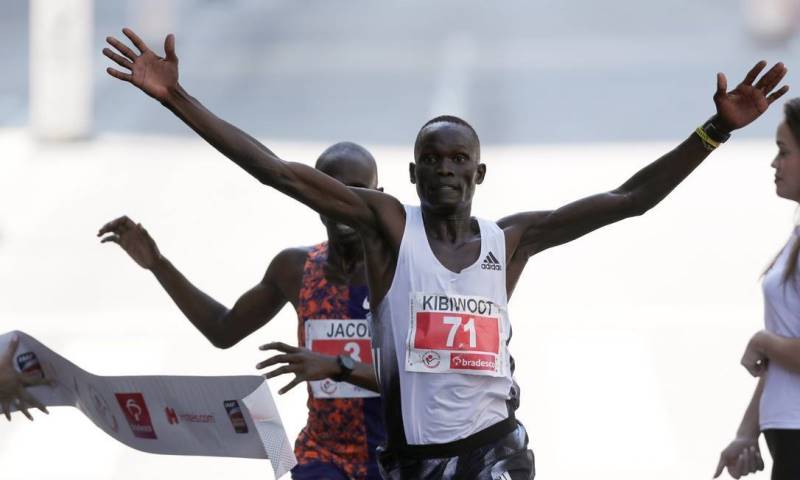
[714,61,789,132]
[103,28,179,102]
[98,215,162,270]
[0,335,51,421]
[256,342,340,395]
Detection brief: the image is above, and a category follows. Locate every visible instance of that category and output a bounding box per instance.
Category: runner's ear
[475,163,486,185]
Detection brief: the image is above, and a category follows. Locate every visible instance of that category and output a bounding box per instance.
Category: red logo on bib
[422,351,441,368]
[450,353,497,371]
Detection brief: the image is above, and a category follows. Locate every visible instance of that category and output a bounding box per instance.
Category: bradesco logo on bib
[406,293,505,377]
[304,319,379,399]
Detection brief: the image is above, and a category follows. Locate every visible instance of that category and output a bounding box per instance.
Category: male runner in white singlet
[102,27,788,479]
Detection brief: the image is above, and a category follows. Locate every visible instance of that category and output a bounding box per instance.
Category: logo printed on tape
[165,406,215,425]
[115,393,157,439]
[16,352,44,379]
[223,400,249,434]
[165,407,179,424]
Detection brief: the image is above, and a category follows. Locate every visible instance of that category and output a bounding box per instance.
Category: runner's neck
[420,205,478,245]
[325,237,365,281]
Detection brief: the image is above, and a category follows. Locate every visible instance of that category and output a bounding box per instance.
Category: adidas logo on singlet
[481,251,502,271]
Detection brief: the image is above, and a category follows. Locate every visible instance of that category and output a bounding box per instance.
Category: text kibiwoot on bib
[405,293,507,377]
[304,318,379,399]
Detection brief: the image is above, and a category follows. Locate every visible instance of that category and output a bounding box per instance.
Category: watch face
[340,354,356,371]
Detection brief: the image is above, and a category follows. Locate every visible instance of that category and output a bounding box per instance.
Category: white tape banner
[2,331,297,478]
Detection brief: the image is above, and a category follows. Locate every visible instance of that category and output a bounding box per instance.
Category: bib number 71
[443,316,476,349]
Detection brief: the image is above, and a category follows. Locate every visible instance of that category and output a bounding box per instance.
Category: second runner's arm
[256,342,380,393]
[500,61,788,258]
[98,216,296,349]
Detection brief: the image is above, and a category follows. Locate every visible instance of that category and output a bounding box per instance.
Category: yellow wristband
[695,126,720,151]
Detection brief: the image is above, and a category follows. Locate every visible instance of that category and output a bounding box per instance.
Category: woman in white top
[0,335,49,421]
[715,98,800,480]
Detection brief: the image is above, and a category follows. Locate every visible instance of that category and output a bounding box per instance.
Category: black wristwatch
[332,354,355,382]
[702,116,731,143]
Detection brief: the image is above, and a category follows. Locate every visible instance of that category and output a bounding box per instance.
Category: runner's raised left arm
[102,29,402,240]
[500,61,788,258]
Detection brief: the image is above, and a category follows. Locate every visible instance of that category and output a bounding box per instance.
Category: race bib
[406,293,506,377]
[304,319,379,399]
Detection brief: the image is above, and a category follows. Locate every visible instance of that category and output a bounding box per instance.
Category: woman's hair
[776,218,800,285]
[767,98,800,283]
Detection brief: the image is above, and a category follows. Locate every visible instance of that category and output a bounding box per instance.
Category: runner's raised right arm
[103,29,402,236]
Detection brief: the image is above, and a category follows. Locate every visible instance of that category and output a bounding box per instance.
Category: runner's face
[411,123,484,214]
[772,121,800,203]
[318,158,378,244]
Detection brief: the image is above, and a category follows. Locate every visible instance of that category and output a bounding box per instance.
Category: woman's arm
[714,377,766,478]
[747,330,800,374]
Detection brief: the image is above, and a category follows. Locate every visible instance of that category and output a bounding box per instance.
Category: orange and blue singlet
[291,243,385,480]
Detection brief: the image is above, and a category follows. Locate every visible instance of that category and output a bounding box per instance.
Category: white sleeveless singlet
[374,205,514,446]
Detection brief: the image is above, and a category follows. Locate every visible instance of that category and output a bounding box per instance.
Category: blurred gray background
[2,0,799,144]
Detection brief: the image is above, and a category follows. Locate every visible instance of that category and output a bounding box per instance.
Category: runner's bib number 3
[406,293,506,377]
[304,319,379,399]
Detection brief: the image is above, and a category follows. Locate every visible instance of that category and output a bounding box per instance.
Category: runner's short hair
[414,115,480,158]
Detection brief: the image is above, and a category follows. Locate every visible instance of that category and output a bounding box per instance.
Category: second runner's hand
[256,342,339,395]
